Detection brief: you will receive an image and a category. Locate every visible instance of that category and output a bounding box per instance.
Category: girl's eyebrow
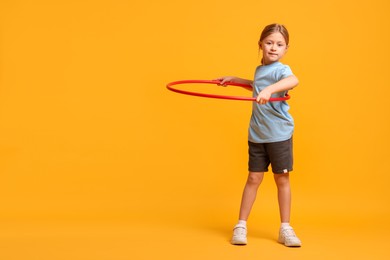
[266,41,286,44]
[265,39,285,43]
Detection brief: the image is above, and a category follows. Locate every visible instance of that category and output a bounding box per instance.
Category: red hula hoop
[166,80,290,101]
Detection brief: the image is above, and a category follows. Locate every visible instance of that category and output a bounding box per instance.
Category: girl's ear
[258,41,262,50]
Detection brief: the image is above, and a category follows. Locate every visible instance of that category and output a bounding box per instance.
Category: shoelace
[233,226,246,236]
[282,228,296,238]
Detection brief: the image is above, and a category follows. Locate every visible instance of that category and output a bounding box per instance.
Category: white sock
[281,222,291,229]
[237,220,247,227]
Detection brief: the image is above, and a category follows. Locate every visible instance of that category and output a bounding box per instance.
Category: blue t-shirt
[248,62,294,143]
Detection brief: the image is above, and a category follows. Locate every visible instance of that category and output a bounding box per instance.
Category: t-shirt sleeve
[277,65,293,81]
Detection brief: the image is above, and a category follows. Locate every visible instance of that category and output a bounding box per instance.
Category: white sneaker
[278,227,302,247]
[231,224,247,245]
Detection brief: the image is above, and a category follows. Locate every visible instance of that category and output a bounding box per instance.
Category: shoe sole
[278,239,301,247]
[231,239,247,245]
[284,243,301,247]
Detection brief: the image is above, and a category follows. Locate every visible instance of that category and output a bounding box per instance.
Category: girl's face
[259,32,288,65]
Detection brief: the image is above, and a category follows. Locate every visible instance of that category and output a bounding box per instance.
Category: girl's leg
[231,171,264,245]
[274,172,302,247]
[238,171,265,221]
[273,172,291,223]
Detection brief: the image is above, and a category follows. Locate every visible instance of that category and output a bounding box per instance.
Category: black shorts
[248,138,293,174]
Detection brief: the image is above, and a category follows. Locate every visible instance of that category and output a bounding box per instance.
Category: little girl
[217,23,301,247]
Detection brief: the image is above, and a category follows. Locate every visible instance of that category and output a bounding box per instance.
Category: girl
[217,23,301,247]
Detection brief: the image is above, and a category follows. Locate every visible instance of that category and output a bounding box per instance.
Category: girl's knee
[247,172,264,185]
[274,173,290,186]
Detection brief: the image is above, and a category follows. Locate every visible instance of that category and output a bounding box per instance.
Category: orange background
[0,0,389,259]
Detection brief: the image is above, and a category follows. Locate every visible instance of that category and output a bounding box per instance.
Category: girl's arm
[257,75,299,104]
[215,76,253,91]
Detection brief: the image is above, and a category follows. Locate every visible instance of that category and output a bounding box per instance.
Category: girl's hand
[214,76,237,86]
[256,89,272,104]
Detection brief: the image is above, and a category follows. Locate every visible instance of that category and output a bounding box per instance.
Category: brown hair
[259,23,289,46]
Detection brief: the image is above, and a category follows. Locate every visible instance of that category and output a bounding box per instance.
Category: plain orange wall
[0,0,389,229]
